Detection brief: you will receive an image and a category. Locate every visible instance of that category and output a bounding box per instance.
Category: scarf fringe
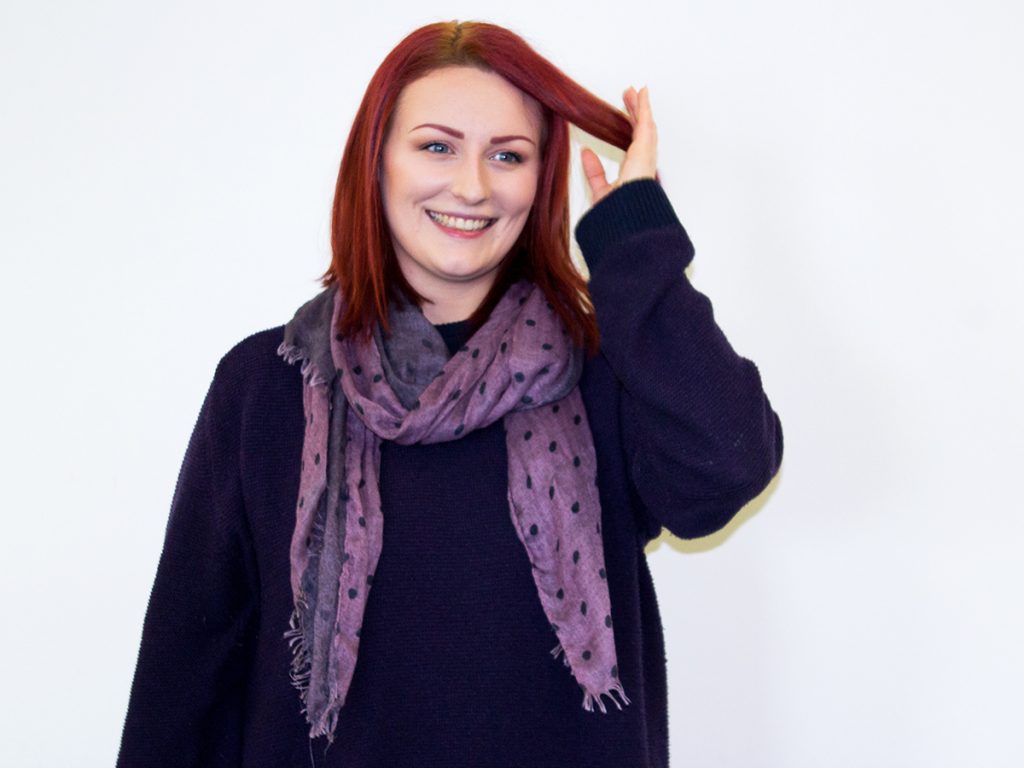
[285,598,345,744]
[284,599,315,718]
[551,641,631,714]
[582,681,631,714]
[277,340,331,388]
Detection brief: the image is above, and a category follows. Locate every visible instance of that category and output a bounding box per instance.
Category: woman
[117,20,783,768]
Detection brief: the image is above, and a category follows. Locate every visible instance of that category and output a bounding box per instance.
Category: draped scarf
[276,278,629,743]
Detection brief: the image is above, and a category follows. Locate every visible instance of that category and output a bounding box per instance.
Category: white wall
[2,1,1020,765]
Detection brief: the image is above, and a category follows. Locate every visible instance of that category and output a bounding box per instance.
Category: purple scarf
[276,278,629,743]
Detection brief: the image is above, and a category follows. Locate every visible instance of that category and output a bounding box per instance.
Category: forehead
[391,66,542,135]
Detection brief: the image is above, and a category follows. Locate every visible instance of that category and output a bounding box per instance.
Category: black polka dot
[314,453,320,465]
[582,650,592,660]
[580,600,588,615]
[478,382,486,395]
[556,588,564,599]
[527,475,533,489]
[529,524,538,536]
[367,573,374,585]
[599,568,606,579]
[539,366,549,375]
[574,415,581,425]
[552,404,560,413]
[421,338,433,350]
[514,372,525,382]
[472,348,480,358]
[556,539,560,552]
[572,550,580,564]
[549,486,555,500]
[335,333,343,342]
[571,501,580,513]
[605,614,613,628]
[524,430,533,440]
[526,318,536,326]
[358,516,366,527]
[299,497,305,508]
[373,373,382,383]
[305,535,311,547]
[412,398,421,410]
[519,297,527,305]
[341,552,350,563]
[500,342,507,353]
[353,365,362,375]
[450,388,461,400]
[573,456,581,467]
[358,478,366,488]
[542,343,553,350]
[454,423,465,436]
[356,404,364,415]
[355,627,361,638]
[348,588,358,599]
[521,396,533,404]
[611,665,618,678]
[548,441,557,452]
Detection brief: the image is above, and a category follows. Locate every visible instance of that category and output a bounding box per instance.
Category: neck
[417,281,490,324]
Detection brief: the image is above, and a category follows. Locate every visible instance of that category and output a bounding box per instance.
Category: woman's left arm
[578,86,783,540]
[577,178,784,540]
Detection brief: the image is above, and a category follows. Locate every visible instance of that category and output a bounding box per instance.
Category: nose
[449,156,489,205]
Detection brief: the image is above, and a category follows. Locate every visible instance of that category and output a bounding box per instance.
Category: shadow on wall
[644,465,784,556]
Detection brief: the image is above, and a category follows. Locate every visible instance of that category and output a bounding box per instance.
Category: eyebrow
[410,123,536,146]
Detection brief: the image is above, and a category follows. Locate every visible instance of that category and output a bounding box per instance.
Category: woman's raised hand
[581,85,659,206]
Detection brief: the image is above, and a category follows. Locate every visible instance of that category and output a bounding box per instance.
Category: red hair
[322,20,640,357]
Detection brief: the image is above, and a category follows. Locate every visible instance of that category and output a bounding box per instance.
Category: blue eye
[494,151,524,164]
[423,142,450,154]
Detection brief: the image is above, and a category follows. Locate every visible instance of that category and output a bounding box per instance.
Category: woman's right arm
[116,354,259,767]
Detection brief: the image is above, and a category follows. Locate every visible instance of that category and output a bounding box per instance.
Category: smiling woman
[115,18,784,768]
[380,66,544,323]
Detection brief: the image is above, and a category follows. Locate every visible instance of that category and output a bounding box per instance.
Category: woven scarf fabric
[276,278,629,743]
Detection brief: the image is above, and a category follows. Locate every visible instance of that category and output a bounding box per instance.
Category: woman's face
[380,66,544,322]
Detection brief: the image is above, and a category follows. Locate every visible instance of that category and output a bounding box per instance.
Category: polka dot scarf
[277,279,629,743]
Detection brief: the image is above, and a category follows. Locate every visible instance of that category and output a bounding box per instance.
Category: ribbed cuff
[573,178,685,270]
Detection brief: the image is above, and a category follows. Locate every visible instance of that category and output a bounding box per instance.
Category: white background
[2,1,1021,766]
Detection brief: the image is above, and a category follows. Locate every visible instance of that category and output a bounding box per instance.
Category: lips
[427,209,496,229]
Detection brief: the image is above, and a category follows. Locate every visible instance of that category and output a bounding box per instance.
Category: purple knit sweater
[116,179,783,768]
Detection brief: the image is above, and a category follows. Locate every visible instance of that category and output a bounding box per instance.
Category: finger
[580,147,611,201]
[638,86,656,131]
[621,86,637,126]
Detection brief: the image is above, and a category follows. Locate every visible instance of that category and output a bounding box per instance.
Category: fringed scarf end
[582,679,631,714]
[284,600,313,714]
[277,340,331,388]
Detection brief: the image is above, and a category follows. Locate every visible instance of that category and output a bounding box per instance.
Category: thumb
[580,147,612,204]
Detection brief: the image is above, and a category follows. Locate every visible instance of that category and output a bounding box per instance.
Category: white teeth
[428,210,494,231]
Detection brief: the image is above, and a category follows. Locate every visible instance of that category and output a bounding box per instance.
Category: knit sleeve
[575,178,784,540]
[116,351,259,767]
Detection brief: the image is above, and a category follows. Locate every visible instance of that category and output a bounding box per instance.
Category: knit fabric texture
[116,179,784,768]
[277,277,627,743]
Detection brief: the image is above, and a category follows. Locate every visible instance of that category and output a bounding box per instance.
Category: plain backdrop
[2,1,1021,766]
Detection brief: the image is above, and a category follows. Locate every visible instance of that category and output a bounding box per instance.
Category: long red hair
[322,20,638,357]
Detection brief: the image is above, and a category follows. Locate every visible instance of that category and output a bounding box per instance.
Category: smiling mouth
[427,210,496,232]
